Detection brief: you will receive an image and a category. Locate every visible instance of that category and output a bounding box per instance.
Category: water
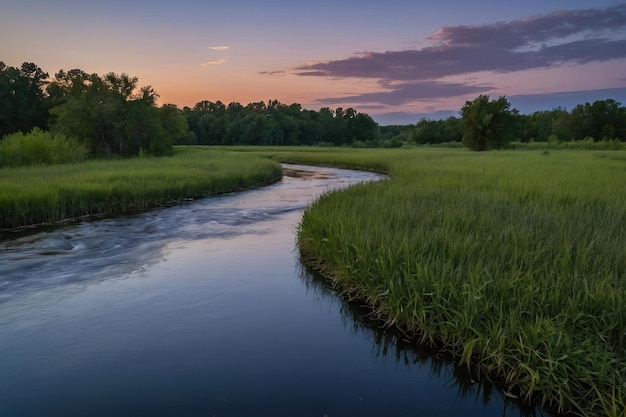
[0,164,550,417]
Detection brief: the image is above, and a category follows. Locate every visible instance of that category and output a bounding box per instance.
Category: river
[0,164,549,417]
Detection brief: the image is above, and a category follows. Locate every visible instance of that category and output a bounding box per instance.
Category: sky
[2,0,626,124]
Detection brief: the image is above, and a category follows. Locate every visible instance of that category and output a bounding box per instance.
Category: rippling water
[0,164,550,417]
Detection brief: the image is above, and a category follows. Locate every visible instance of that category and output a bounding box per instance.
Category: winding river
[0,164,549,417]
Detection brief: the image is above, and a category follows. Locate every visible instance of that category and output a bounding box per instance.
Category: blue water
[0,165,550,417]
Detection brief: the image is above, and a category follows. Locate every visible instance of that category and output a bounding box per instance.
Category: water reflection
[0,163,561,417]
[298,263,555,417]
[0,163,379,304]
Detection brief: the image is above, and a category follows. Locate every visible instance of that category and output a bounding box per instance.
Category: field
[0,146,282,230]
[2,145,624,415]
[247,147,625,417]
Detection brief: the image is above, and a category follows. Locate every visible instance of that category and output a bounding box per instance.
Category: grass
[2,144,625,415]
[243,146,625,417]
[0,146,282,230]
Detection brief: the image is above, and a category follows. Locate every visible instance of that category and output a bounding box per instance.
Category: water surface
[0,164,549,416]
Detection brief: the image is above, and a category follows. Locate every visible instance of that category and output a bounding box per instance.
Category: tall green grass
[0,146,281,230]
[251,147,625,416]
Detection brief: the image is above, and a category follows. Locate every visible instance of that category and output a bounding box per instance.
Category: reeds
[0,146,282,230]
[277,148,626,416]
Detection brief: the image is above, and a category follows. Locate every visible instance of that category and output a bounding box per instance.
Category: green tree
[50,73,123,155]
[550,108,573,142]
[181,99,380,147]
[461,95,514,151]
[412,119,440,144]
[0,62,49,137]
[50,71,183,156]
[196,112,223,144]
[157,105,193,146]
[586,99,624,140]
[46,68,90,102]
[348,113,379,144]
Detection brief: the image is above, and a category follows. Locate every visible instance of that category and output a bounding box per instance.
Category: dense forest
[2,61,626,162]
[181,99,380,147]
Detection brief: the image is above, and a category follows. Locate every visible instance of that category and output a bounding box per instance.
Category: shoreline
[0,174,283,235]
[0,148,282,232]
[284,147,625,417]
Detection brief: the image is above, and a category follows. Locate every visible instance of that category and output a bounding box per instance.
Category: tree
[50,73,125,155]
[461,95,514,151]
[50,71,186,156]
[348,113,379,144]
[567,100,624,141]
[0,62,49,137]
[46,68,90,101]
[180,99,380,147]
[550,108,573,142]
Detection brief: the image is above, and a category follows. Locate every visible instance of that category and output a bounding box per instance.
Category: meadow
[0,146,282,230]
[247,147,625,417]
[2,145,625,415]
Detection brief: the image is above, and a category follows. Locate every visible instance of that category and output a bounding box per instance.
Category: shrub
[382,137,404,148]
[0,128,88,167]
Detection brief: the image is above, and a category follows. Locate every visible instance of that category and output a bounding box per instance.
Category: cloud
[316,81,492,106]
[208,46,230,51]
[259,70,286,76]
[295,4,626,81]
[200,59,226,66]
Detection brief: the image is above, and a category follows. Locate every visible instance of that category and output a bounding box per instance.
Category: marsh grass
[250,147,626,416]
[0,146,282,230]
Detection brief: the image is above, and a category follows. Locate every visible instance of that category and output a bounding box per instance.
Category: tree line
[383,95,626,150]
[2,62,625,156]
[181,99,380,147]
[0,62,381,159]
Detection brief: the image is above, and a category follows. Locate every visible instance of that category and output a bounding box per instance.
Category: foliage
[0,128,87,167]
[49,71,186,157]
[571,99,626,141]
[0,62,49,137]
[0,147,281,230]
[380,124,413,144]
[461,95,514,151]
[1,63,192,159]
[3,62,380,153]
[516,100,626,143]
[242,147,626,416]
[182,100,380,146]
[378,117,465,147]
[412,116,463,145]
[388,98,626,148]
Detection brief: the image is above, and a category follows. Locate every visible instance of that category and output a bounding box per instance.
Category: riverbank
[251,147,625,417]
[2,145,624,415]
[0,147,282,231]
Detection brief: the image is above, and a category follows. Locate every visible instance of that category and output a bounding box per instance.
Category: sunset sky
[2,0,626,124]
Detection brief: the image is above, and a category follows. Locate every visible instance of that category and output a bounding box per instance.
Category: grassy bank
[251,147,625,416]
[0,146,282,230]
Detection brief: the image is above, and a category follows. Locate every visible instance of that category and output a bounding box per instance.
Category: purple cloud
[316,81,492,106]
[295,4,626,81]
